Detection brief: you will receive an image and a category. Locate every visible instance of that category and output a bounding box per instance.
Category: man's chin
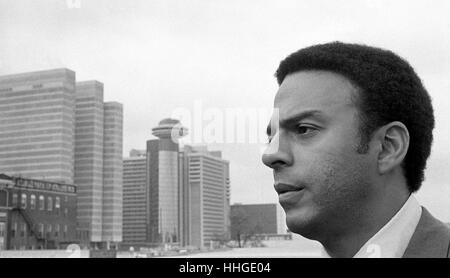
[284,207,321,240]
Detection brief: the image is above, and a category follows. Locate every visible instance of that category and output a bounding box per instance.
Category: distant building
[122,120,187,249]
[0,69,123,249]
[0,174,77,250]
[122,151,147,245]
[179,145,230,248]
[147,119,187,244]
[0,69,76,184]
[230,203,289,241]
[101,102,123,247]
[122,119,230,249]
[75,81,123,249]
[74,81,104,246]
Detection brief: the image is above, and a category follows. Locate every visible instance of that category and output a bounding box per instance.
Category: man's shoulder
[403,207,450,258]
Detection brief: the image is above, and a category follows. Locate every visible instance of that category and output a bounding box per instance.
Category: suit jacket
[402,207,450,258]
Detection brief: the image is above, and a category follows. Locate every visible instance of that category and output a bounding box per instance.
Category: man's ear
[375,121,410,175]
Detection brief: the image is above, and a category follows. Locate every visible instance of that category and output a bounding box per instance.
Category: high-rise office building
[74,81,104,243]
[147,118,187,244]
[122,150,147,245]
[0,69,123,249]
[180,146,230,248]
[122,119,230,249]
[102,102,123,245]
[0,69,76,184]
[74,81,123,248]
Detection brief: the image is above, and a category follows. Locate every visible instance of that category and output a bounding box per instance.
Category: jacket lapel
[402,207,450,258]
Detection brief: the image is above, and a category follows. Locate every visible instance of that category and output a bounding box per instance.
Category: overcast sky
[0,0,449,221]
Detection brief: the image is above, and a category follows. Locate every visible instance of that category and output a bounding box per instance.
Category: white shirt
[321,195,422,258]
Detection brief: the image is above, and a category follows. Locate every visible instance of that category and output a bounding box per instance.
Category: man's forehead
[273,70,357,115]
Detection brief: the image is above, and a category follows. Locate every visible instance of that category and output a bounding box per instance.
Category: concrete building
[0,69,76,184]
[122,119,230,249]
[122,150,147,246]
[0,174,77,250]
[0,69,123,249]
[74,81,104,245]
[230,203,289,241]
[75,81,123,249]
[147,119,187,245]
[180,145,230,248]
[102,102,123,246]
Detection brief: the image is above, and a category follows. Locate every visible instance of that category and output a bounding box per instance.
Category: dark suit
[403,207,450,258]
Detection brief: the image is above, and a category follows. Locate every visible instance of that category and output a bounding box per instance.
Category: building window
[39,195,45,210]
[38,223,44,238]
[0,222,5,238]
[30,195,36,210]
[55,224,60,238]
[12,193,18,207]
[64,225,68,239]
[47,197,53,211]
[21,194,27,209]
[64,208,68,218]
[55,197,60,215]
[11,222,17,238]
[0,190,7,207]
[64,196,68,203]
[46,224,52,239]
[20,223,27,238]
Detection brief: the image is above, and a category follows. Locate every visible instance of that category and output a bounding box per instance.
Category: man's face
[262,70,378,239]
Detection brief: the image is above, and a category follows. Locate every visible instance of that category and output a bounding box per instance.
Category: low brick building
[230,203,290,242]
[0,174,77,250]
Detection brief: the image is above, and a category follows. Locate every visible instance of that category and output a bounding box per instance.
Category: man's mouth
[274,182,305,195]
[274,182,306,205]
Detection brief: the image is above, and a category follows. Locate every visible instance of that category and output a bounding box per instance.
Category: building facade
[180,146,230,248]
[0,69,76,184]
[101,102,123,246]
[74,81,104,244]
[0,69,123,249]
[0,174,77,250]
[74,81,123,248]
[122,119,230,249]
[147,118,187,245]
[122,151,147,245]
[230,203,289,241]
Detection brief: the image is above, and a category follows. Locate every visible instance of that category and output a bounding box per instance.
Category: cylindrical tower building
[147,119,187,245]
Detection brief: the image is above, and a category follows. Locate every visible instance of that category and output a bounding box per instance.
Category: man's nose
[261,132,293,170]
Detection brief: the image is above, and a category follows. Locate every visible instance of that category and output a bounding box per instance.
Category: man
[262,42,450,258]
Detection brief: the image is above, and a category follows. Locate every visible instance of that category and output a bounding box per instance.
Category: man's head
[274,42,434,193]
[262,42,434,240]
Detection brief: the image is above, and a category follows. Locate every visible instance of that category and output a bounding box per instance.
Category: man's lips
[274,182,306,205]
[274,182,305,195]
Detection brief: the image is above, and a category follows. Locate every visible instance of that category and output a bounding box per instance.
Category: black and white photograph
[0,0,449,262]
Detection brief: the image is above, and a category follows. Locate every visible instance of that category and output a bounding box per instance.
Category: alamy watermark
[169,100,280,154]
[66,0,81,9]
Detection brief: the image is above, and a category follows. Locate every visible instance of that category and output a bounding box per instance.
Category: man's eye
[295,125,316,135]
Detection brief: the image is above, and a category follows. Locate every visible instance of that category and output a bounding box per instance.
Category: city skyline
[0,0,449,224]
[122,119,230,249]
[0,68,124,249]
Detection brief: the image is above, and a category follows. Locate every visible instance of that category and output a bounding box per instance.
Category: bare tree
[211,231,230,248]
[230,208,256,248]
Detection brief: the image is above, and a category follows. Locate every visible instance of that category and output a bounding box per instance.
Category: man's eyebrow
[266,110,324,137]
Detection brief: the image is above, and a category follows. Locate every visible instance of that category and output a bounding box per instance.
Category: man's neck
[321,187,411,258]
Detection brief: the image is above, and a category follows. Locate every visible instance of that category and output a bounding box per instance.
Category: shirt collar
[320,194,422,258]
